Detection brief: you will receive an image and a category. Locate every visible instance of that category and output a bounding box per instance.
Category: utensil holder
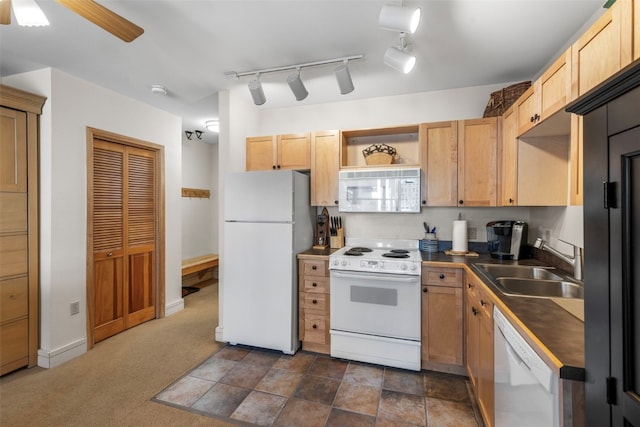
[330,229,345,249]
[420,233,438,253]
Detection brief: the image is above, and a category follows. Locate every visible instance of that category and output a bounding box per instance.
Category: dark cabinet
[569,61,640,426]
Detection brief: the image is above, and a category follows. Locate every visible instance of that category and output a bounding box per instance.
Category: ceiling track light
[379,3,421,34]
[225,54,364,105]
[384,33,416,74]
[334,61,354,95]
[248,75,266,106]
[287,69,308,101]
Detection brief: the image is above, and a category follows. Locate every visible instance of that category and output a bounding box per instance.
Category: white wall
[3,68,183,368]
[181,140,216,259]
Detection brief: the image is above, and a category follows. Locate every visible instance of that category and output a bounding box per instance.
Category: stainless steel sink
[474,263,584,299]
[477,264,563,281]
[494,277,584,299]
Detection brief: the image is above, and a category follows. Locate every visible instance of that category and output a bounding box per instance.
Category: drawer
[1,277,28,322]
[1,318,28,369]
[303,312,329,344]
[0,235,28,278]
[303,276,329,293]
[301,260,328,277]
[423,266,463,287]
[301,292,329,311]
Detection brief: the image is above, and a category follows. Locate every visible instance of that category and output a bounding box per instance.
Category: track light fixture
[248,75,266,106]
[287,70,308,101]
[384,34,416,73]
[379,4,421,34]
[334,61,354,95]
[225,54,363,105]
[184,130,204,141]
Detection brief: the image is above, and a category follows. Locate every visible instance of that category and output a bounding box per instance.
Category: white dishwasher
[494,307,559,427]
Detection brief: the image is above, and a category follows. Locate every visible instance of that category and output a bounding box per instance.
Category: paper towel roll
[452,220,468,253]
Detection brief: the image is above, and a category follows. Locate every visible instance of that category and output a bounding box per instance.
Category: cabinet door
[457,118,498,207]
[246,135,276,171]
[311,131,339,206]
[516,84,539,136]
[499,106,518,206]
[571,0,633,97]
[421,285,463,366]
[420,121,458,206]
[539,48,573,119]
[465,284,480,388]
[277,132,310,170]
[478,307,495,427]
[569,114,583,205]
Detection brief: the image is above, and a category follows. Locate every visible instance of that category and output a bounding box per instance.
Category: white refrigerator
[222,170,314,354]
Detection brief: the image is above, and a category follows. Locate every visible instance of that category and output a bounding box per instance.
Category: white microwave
[338,167,421,213]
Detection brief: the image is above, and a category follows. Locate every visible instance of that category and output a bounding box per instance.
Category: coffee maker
[486,220,528,260]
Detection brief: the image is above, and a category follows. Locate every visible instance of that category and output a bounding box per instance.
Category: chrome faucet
[534,238,583,281]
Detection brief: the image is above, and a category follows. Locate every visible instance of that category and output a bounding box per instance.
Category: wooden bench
[181,254,219,277]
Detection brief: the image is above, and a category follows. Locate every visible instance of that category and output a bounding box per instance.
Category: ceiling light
[379,4,421,34]
[150,84,167,95]
[205,120,219,133]
[384,46,416,74]
[248,76,266,106]
[13,0,49,27]
[287,70,308,101]
[334,62,354,95]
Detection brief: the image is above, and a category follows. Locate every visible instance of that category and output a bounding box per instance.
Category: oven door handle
[331,271,419,283]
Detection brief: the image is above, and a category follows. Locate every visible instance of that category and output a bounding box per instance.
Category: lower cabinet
[465,272,495,427]
[298,258,330,354]
[421,266,464,371]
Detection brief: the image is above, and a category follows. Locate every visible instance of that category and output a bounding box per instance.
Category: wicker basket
[363,143,396,165]
[483,81,531,117]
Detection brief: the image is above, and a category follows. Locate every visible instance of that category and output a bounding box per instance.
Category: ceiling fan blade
[55,0,143,42]
[0,0,11,25]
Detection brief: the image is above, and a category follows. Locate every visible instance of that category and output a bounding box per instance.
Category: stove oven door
[330,270,421,340]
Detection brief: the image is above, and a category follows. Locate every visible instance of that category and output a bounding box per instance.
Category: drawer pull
[312,324,318,329]
[10,294,17,300]
[439,273,445,279]
[422,288,428,293]
[480,299,487,306]
[311,265,317,270]
[312,282,318,287]
[312,299,318,304]
[467,283,472,289]
[472,307,478,316]
[107,252,113,257]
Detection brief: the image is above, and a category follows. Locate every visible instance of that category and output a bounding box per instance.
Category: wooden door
[246,135,276,171]
[457,118,498,207]
[91,138,158,344]
[310,131,339,206]
[420,121,458,206]
[277,132,310,170]
[421,285,463,366]
[539,48,572,120]
[499,106,518,206]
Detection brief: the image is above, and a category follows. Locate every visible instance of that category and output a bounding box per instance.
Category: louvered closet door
[92,141,156,343]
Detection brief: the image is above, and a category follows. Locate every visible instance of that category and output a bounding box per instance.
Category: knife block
[330,228,345,249]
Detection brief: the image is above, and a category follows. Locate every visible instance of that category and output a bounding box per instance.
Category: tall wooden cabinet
[310,130,339,206]
[457,118,499,207]
[419,121,458,206]
[0,85,46,375]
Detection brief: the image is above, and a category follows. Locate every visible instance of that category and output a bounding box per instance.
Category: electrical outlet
[468,227,477,240]
[70,301,80,316]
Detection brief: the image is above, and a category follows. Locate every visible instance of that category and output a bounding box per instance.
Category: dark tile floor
[154,346,482,426]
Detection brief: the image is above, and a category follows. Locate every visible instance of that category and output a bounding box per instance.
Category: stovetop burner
[382,252,410,258]
[344,247,372,256]
[389,249,409,254]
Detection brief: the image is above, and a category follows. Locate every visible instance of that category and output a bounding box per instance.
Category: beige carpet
[0,282,234,426]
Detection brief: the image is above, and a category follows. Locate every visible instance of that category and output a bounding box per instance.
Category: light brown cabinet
[569,114,584,205]
[420,118,498,207]
[340,125,420,168]
[0,85,45,375]
[246,132,310,171]
[457,118,499,207]
[419,121,458,206]
[465,273,494,427]
[499,105,518,206]
[298,258,330,354]
[571,0,633,98]
[421,266,464,370]
[310,130,340,206]
[515,84,539,136]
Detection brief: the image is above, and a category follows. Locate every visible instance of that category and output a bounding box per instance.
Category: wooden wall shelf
[181,187,210,199]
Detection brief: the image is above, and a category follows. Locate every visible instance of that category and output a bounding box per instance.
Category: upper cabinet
[635,0,640,61]
[419,121,458,207]
[310,130,340,207]
[246,132,310,171]
[571,0,633,98]
[457,118,499,207]
[340,125,420,169]
[499,105,518,206]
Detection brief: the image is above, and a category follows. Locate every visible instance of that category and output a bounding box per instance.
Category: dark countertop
[421,252,585,381]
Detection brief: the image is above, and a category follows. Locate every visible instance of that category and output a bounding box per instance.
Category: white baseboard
[37,338,87,368]
[165,298,184,316]
[215,325,225,343]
